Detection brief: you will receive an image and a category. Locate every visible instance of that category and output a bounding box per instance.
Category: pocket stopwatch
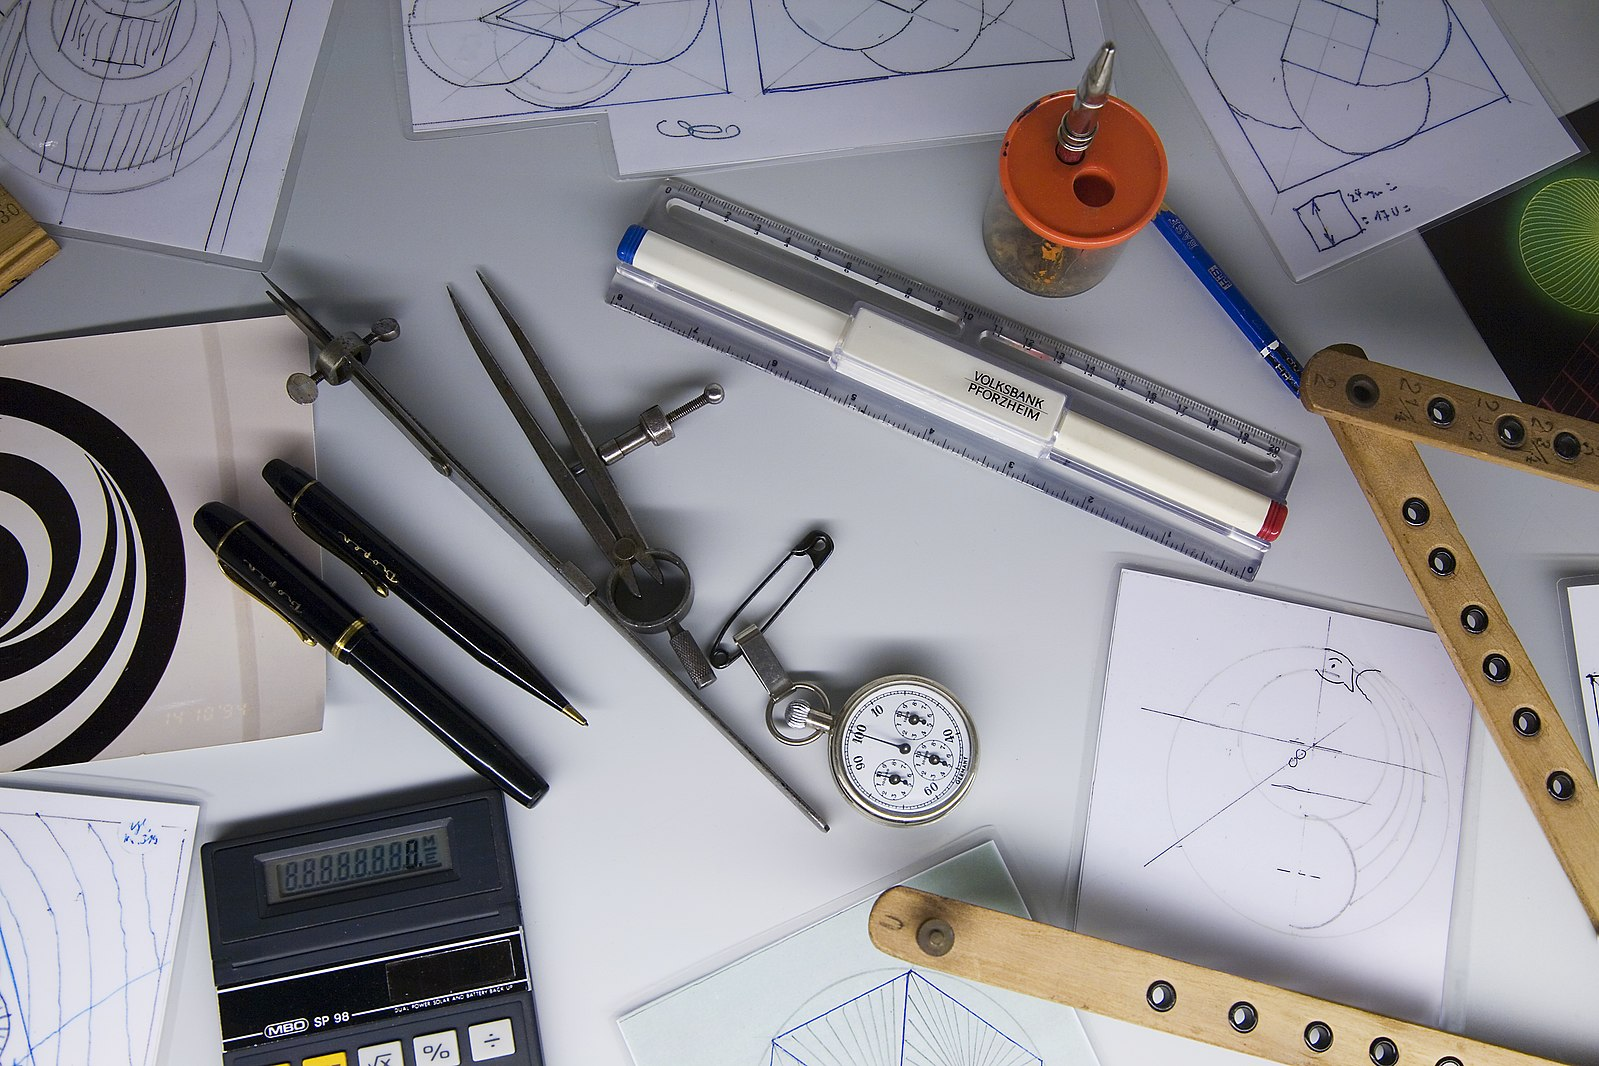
[736,627,977,826]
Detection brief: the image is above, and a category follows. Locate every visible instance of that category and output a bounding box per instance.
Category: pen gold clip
[214,557,317,647]
[286,507,392,598]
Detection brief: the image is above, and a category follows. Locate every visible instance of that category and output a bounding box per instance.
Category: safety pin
[708,530,834,669]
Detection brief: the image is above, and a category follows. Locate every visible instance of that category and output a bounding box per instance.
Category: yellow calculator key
[302,1054,347,1066]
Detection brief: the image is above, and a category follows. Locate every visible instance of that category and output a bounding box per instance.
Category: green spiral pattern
[1519,176,1599,315]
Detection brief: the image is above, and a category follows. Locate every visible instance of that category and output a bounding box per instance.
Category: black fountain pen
[262,459,584,726]
[193,502,550,809]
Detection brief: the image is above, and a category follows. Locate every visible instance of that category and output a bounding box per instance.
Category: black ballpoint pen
[262,459,585,726]
[193,501,550,809]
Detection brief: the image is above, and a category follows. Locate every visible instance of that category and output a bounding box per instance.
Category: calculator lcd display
[258,819,453,904]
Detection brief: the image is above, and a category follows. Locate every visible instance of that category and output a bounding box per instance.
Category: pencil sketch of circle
[407,0,557,87]
[1163,646,1451,935]
[0,380,186,769]
[0,991,9,1057]
[781,0,993,74]
[1520,177,1599,315]
[1205,0,1445,155]
[408,0,711,108]
[0,0,256,193]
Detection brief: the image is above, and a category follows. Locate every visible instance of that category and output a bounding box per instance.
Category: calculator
[201,787,544,1066]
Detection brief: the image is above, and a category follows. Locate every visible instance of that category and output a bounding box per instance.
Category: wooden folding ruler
[871,887,1566,1066]
[1301,343,1599,929]
[870,344,1599,1066]
[0,182,57,296]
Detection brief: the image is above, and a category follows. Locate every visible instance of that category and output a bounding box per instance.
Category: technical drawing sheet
[0,785,199,1066]
[399,1,1104,175]
[619,841,1100,1066]
[1134,0,1580,280]
[1559,576,1599,776]
[1077,570,1473,1026]
[0,0,335,264]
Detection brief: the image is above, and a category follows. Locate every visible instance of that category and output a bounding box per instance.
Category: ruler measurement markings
[623,183,1293,579]
[613,282,1262,579]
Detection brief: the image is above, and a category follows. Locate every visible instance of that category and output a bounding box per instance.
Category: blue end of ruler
[617,225,647,266]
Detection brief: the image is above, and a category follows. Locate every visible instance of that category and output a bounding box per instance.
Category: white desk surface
[4,2,1599,1064]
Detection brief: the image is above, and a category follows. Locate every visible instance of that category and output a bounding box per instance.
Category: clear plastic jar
[983,90,1168,297]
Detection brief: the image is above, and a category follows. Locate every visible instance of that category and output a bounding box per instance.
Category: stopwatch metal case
[826,675,977,826]
[734,625,976,826]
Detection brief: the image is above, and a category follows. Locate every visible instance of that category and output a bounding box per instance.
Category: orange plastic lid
[999,91,1168,248]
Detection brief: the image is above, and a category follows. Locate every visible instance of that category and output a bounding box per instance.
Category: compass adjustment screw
[586,384,725,469]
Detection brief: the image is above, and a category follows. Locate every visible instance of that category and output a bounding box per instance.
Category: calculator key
[357,1040,405,1066]
[414,1029,462,1064]
[468,1018,516,1060]
[303,1055,348,1066]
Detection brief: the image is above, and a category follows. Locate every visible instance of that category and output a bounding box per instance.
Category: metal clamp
[733,625,830,746]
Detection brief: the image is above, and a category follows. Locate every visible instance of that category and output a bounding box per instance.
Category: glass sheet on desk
[395,0,1104,175]
[1077,569,1473,1027]
[619,841,1100,1066]
[1134,0,1580,280]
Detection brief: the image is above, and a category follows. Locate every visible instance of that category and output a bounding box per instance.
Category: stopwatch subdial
[894,698,935,739]
[914,739,954,780]
[873,759,915,801]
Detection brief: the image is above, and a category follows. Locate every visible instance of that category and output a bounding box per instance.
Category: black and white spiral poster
[0,315,322,769]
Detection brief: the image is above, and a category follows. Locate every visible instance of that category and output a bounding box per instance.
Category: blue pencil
[1151,206,1304,397]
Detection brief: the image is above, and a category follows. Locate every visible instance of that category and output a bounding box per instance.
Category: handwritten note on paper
[0,786,199,1066]
[397,0,1105,175]
[1134,0,1579,280]
[1077,570,1473,1026]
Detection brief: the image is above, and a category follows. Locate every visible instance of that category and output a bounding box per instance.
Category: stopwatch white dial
[830,676,975,825]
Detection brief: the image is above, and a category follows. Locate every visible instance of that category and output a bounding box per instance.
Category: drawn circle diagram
[407,0,712,110]
[1519,177,1599,315]
[1206,0,1447,156]
[0,380,185,768]
[0,992,8,1058]
[1162,646,1451,935]
[0,0,256,193]
[1190,0,1507,195]
[781,0,1007,74]
[769,968,1041,1066]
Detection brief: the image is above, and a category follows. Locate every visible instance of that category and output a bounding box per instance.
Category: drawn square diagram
[1283,1,1375,82]
[1296,189,1363,250]
[1137,0,1575,278]
[1164,0,1509,195]
[751,0,1078,93]
[484,0,631,42]
[403,0,730,126]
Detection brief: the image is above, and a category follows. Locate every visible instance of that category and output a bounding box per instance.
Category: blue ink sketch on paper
[1159,0,1510,195]
[0,793,196,1066]
[770,969,1043,1066]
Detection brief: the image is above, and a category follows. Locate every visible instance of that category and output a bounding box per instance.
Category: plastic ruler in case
[607,180,1301,581]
